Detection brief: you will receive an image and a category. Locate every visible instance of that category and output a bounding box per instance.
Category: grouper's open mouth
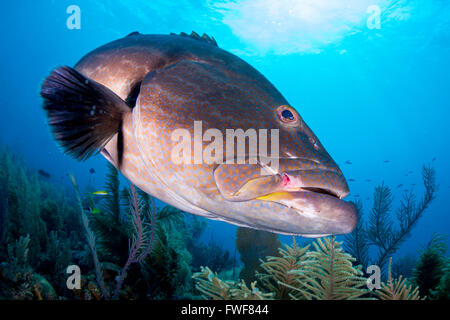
[214,165,358,235]
[255,187,359,235]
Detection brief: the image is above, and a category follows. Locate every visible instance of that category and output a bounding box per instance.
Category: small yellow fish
[91,191,109,196]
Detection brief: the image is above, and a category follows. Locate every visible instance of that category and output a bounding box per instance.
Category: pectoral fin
[41,66,132,161]
[213,163,282,201]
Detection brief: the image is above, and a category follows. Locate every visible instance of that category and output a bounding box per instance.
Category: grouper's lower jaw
[256,190,358,236]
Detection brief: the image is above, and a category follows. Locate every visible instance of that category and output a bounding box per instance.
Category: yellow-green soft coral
[193,237,426,300]
[375,258,423,300]
[256,238,310,299]
[194,237,369,300]
[192,266,273,300]
[282,237,369,300]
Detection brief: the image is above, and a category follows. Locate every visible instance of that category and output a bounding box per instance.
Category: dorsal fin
[126,31,141,37]
[170,31,218,47]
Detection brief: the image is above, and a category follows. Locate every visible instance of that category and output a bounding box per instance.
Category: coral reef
[0,148,232,300]
[256,238,309,300]
[391,253,417,279]
[88,164,130,266]
[0,148,83,298]
[412,233,447,298]
[345,164,437,272]
[287,237,369,300]
[192,266,273,300]
[0,234,57,299]
[375,258,422,300]
[431,260,450,300]
[112,185,155,299]
[0,147,447,301]
[194,237,432,300]
[189,237,233,275]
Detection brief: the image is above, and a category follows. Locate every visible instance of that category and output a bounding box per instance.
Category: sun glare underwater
[0,0,449,301]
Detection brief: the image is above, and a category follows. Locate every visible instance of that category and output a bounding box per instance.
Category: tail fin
[40,66,131,160]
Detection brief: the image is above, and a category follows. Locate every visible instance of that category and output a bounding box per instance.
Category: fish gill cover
[0,0,448,303]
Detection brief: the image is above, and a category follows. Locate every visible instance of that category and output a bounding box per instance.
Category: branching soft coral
[71,175,155,300]
[345,164,437,272]
[113,185,155,299]
[344,200,369,269]
[431,259,450,300]
[375,258,422,300]
[192,266,273,300]
[70,174,109,299]
[256,238,310,300]
[286,237,368,300]
[157,205,184,230]
[412,233,447,298]
[89,163,129,265]
[194,237,370,301]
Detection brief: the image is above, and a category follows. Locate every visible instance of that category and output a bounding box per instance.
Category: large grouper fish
[40,31,357,237]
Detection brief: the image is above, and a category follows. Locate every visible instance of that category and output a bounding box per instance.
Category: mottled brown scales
[42,32,358,236]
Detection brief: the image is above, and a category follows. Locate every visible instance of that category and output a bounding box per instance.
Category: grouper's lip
[256,188,358,225]
[256,184,343,201]
[256,188,342,209]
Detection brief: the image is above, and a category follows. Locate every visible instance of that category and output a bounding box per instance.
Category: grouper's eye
[276,105,299,125]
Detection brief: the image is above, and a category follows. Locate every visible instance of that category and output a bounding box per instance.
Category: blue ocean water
[0,0,449,261]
